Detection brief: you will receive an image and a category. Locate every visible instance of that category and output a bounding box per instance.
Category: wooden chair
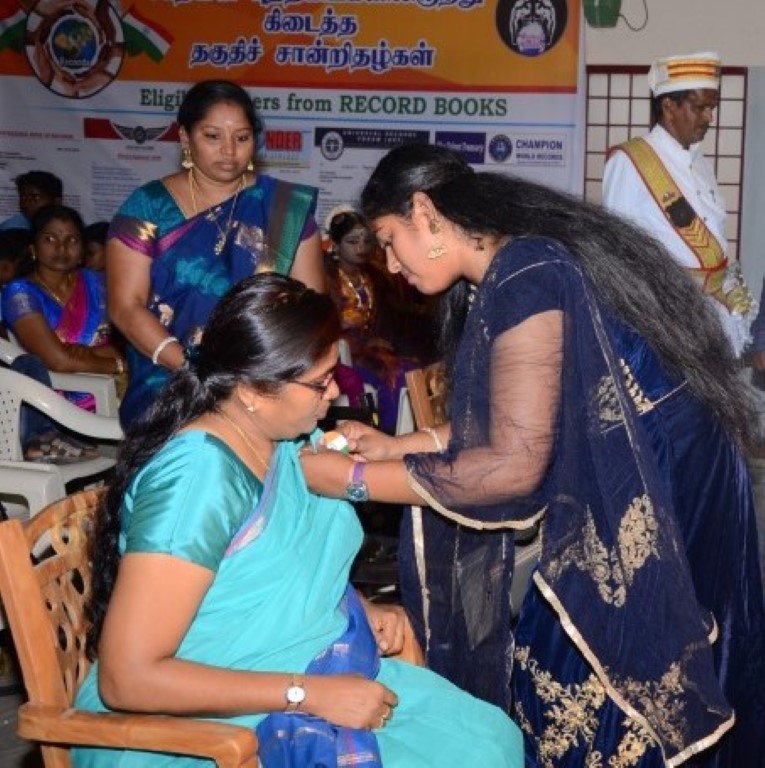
[0,488,423,768]
[403,364,542,618]
[404,363,447,430]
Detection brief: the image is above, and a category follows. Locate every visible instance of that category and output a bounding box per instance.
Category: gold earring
[428,243,447,260]
[181,147,193,170]
[427,218,446,259]
[246,159,255,172]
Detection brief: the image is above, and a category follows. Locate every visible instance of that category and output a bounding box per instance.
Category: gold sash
[612,138,752,315]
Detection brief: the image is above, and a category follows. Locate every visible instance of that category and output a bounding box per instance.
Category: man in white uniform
[603,51,755,356]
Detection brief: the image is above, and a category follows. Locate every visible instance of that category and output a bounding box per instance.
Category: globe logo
[48,16,99,73]
[25,0,125,97]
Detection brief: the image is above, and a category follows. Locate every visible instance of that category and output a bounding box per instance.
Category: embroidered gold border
[532,572,735,766]
[410,505,432,655]
[406,473,546,531]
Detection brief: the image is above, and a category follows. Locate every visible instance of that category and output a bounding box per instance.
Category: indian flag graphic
[122,5,173,62]
[0,0,25,53]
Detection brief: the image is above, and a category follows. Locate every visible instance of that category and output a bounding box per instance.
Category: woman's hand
[338,420,401,461]
[362,601,407,656]
[304,674,398,730]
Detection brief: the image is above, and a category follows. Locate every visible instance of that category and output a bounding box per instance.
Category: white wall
[584,0,765,67]
[741,69,765,302]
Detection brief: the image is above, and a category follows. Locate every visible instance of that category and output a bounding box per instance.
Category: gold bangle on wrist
[151,336,179,366]
[421,427,444,452]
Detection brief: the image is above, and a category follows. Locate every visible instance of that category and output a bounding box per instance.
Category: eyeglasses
[39,233,81,249]
[289,369,336,396]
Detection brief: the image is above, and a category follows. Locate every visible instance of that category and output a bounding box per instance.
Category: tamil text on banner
[0,0,584,225]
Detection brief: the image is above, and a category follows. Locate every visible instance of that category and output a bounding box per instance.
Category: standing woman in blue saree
[74,273,523,767]
[301,144,765,767]
[107,80,325,428]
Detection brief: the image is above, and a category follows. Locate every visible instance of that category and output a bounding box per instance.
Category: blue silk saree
[2,268,111,410]
[109,176,317,427]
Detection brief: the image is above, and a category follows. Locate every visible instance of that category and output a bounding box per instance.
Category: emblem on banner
[489,134,513,163]
[495,0,567,57]
[319,130,344,161]
[24,0,124,97]
[0,0,172,98]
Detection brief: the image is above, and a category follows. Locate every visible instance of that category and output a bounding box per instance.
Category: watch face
[287,685,306,705]
[346,482,369,503]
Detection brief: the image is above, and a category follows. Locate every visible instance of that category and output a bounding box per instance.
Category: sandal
[24,431,100,464]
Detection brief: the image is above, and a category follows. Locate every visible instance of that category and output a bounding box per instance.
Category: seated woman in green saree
[74,273,523,767]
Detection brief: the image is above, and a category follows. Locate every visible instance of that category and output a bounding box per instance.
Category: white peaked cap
[648,51,721,96]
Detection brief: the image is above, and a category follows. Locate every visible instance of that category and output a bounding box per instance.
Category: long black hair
[30,204,85,240]
[328,210,369,247]
[360,143,752,443]
[85,274,340,657]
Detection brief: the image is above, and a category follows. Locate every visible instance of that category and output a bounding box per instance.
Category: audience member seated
[73,273,523,768]
[0,228,31,337]
[325,209,434,432]
[1,205,125,460]
[83,221,109,271]
[0,170,63,231]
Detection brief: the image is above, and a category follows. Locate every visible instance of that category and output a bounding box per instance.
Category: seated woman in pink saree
[1,204,124,459]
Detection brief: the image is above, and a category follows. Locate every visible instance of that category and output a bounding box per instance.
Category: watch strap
[285,673,305,711]
[349,460,365,485]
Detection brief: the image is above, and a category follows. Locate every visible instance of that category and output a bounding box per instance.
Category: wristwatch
[285,674,306,711]
[345,461,369,503]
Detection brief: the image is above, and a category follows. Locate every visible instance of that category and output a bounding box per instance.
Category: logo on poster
[25,0,124,98]
[434,132,486,165]
[320,131,344,161]
[495,0,567,57]
[489,135,513,162]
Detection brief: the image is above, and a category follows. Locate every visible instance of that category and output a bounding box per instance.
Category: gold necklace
[339,268,374,320]
[216,409,271,474]
[188,169,246,255]
[35,271,73,305]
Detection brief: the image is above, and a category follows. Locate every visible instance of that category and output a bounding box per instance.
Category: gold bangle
[421,427,444,452]
[151,336,179,366]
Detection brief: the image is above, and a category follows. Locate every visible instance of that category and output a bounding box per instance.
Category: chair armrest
[18,705,259,768]
[0,338,18,366]
[49,372,119,417]
[3,368,123,441]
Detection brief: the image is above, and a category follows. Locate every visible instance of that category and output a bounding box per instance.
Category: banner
[0,0,583,227]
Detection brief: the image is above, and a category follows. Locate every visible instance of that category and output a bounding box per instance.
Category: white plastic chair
[0,367,123,520]
[0,337,119,418]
